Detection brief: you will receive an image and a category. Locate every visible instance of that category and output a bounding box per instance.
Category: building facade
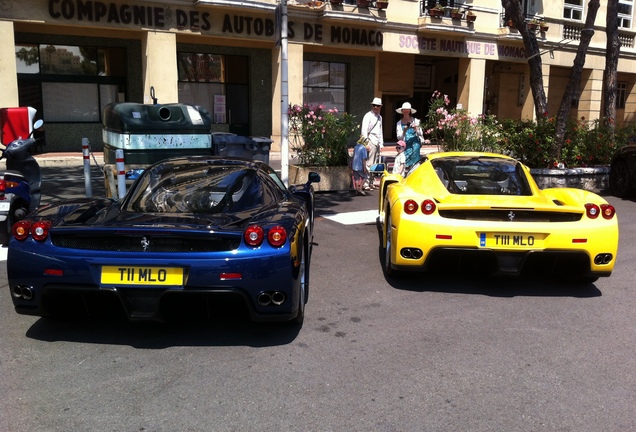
[1,0,635,153]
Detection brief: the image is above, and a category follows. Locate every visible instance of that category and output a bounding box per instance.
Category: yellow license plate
[101,266,184,286]
[479,233,544,248]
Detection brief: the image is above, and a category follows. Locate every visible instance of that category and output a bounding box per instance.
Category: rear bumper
[391,247,613,278]
[388,215,618,277]
[13,285,300,322]
[8,247,302,322]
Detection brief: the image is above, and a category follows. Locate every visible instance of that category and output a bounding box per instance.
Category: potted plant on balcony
[330,0,343,4]
[451,8,463,19]
[466,10,476,22]
[357,0,370,7]
[375,0,389,10]
[527,18,540,31]
[539,20,549,32]
[429,3,444,17]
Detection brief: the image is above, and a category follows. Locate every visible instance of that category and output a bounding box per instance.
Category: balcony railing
[619,32,635,48]
[420,1,467,17]
[499,13,549,29]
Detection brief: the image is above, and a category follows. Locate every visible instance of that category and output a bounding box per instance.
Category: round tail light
[585,203,600,219]
[404,199,418,214]
[244,225,264,247]
[601,204,616,219]
[267,226,287,247]
[13,220,32,241]
[31,221,51,241]
[421,199,436,215]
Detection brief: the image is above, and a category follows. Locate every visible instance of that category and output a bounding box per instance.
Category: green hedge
[422,91,636,168]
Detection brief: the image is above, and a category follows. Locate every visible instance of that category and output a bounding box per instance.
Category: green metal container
[102,103,212,165]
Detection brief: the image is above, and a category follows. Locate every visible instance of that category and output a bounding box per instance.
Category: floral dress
[397,118,423,168]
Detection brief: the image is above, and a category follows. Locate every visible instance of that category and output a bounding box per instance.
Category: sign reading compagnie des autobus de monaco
[46,0,382,46]
[46,0,525,59]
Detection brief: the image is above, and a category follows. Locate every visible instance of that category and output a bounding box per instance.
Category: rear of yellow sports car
[380,152,619,280]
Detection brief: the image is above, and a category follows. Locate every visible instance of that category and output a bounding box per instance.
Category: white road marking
[0,247,6,261]
[321,210,379,225]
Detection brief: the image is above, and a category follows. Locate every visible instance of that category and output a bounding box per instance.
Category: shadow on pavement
[41,165,107,203]
[382,268,602,299]
[25,311,302,348]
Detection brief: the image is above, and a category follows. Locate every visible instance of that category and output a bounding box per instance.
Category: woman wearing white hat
[396,102,423,171]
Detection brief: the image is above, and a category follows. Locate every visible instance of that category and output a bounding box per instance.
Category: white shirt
[361,111,383,147]
[392,151,406,175]
[396,118,424,142]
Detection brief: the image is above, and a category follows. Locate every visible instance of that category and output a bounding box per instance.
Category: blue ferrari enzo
[7,157,320,324]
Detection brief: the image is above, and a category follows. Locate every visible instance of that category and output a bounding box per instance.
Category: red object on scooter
[0,107,36,145]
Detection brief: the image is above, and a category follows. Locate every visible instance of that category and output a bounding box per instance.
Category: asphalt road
[1,166,635,431]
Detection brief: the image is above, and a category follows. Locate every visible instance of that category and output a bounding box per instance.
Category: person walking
[392,140,406,176]
[361,97,384,189]
[396,102,423,171]
[351,140,369,195]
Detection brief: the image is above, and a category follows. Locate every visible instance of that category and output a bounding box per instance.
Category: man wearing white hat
[360,97,384,189]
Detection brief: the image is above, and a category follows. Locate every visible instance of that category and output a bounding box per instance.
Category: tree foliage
[424,91,636,168]
[501,0,617,164]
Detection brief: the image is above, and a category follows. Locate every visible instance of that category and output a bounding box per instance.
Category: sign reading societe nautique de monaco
[42,0,526,60]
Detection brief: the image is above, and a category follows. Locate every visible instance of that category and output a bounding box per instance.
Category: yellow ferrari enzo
[378,152,618,282]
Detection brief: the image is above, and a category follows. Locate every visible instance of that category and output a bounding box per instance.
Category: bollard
[82,138,93,197]
[116,149,126,199]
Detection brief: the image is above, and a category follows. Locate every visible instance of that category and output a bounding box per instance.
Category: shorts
[352,170,366,181]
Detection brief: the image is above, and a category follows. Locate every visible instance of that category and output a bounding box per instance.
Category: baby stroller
[367,147,386,188]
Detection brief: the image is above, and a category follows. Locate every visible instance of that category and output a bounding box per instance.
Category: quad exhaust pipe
[400,248,423,260]
[257,292,272,306]
[11,285,34,301]
[594,253,613,265]
[271,291,286,306]
[257,291,287,307]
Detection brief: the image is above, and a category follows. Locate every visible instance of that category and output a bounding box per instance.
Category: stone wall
[530,166,609,191]
[289,165,352,192]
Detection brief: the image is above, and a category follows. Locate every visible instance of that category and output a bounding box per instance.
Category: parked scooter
[0,119,44,245]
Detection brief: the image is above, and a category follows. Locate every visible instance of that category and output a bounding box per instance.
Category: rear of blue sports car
[7,157,314,323]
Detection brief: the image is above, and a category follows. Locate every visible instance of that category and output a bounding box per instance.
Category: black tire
[0,219,9,246]
[0,202,28,246]
[292,241,308,325]
[0,204,16,246]
[610,160,631,198]
[383,211,394,276]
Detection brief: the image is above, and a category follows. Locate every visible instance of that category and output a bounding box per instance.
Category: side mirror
[33,119,44,130]
[308,172,321,184]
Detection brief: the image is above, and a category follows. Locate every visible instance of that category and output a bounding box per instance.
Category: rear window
[432,156,532,196]
[125,163,281,214]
